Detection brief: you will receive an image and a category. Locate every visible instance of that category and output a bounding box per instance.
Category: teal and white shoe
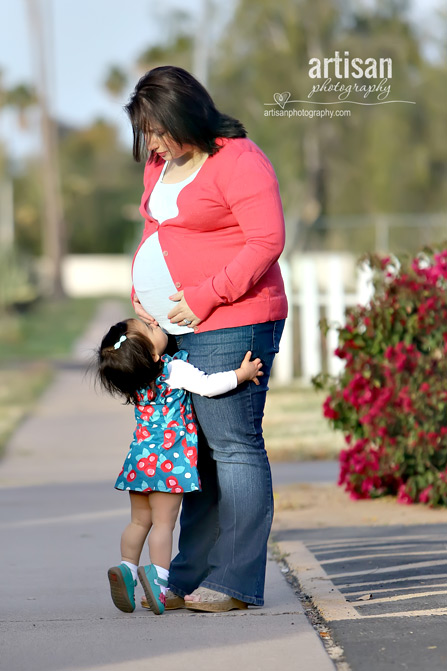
[107,565,137,613]
[137,564,168,615]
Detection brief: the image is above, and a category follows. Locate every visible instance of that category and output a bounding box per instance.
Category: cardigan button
[175,282,181,288]
[163,250,168,256]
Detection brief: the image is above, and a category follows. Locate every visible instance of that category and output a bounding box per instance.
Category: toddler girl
[96,317,263,615]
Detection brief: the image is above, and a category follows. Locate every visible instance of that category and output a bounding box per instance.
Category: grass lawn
[0,297,100,459]
[264,381,344,461]
[0,362,53,459]
[0,297,100,362]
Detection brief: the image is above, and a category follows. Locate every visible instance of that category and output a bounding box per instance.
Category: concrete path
[0,301,335,671]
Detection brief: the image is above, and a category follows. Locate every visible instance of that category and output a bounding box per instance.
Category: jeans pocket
[273,319,285,353]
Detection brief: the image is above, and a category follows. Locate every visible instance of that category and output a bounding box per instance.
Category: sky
[0,0,206,158]
[0,0,443,159]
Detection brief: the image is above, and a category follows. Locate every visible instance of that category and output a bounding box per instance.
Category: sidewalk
[0,300,335,671]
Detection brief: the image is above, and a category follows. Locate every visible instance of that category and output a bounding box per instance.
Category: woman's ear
[152,353,160,362]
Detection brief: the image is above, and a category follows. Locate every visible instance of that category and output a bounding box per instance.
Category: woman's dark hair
[124,65,247,162]
[96,319,163,405]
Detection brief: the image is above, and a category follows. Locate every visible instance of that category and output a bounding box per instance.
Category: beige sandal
[141,589,184,611]
[184,586,248,612]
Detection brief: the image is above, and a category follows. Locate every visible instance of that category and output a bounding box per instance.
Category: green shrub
[313,247,447,507]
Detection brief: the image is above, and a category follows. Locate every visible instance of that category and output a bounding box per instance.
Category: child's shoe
[141,589,185,610]
[137,564,168,615]
[107,565,137,613]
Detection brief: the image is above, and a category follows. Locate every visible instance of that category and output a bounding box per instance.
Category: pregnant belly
[133,235,189,335]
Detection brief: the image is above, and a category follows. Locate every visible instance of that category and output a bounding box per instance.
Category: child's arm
[166,351,263,398]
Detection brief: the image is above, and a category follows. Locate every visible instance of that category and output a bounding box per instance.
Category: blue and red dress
[114,351,200,494]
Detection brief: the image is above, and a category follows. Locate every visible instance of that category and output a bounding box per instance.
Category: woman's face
[144,125,195,161]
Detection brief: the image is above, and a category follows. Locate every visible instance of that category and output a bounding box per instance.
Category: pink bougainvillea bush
[313,248,447,507]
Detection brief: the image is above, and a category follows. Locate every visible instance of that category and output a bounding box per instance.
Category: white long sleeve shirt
[165,359,238,397]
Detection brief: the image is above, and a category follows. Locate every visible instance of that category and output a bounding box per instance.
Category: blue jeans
[169,320,285,606]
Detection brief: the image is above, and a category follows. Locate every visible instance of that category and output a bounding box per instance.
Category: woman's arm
[182,151,285,322]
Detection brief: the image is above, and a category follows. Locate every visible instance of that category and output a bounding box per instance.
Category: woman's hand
[168,291,201,329]
[235,351,264,385]
[132,294,159,326]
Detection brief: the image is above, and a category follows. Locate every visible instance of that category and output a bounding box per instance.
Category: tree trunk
[26,0,65,299]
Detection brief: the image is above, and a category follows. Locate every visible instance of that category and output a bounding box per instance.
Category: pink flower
[140,406,155,421]
[419,486,433,504]
[137,458,148,471]
[163,429,175,450]
[323,396,339,419]
[349,490,366,500]
[161,460,174,473]
[397,484,413,505]
[136,426,150,443]
[183,445,198,468]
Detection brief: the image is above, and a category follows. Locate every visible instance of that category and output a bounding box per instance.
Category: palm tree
[0,71,37,252]
[104,66,128,99]
[25,0,65,298]
[5,84,37,130]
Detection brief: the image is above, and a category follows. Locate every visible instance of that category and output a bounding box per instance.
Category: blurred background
[0,0,446,462]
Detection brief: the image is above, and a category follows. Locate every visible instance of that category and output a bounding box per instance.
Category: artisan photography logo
[264,50,416,116]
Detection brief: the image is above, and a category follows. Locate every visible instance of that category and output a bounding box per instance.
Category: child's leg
[137,493,182,614]
[147,492,183,569]
[108,493,151,613]
[121,492,152,565]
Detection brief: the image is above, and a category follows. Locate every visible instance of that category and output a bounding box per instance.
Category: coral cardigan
[131,136,288,334]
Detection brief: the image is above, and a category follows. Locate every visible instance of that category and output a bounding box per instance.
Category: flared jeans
[169,319,285,605]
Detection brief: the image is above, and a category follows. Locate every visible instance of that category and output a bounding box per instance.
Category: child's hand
[235,351,264,386]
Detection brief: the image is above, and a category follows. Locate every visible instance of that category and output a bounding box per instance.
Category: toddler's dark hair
[96,319,163,404]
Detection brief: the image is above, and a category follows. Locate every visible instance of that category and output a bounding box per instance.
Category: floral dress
[114,351,200,494]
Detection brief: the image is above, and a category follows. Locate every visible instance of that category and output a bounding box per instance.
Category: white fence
[62,255,132,297]
[274,254,374,385]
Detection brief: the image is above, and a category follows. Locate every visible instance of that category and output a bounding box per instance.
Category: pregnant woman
[126,65,288,611]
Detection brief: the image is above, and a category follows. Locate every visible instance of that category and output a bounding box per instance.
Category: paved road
[271,460,338,486]
[274,524,447,670]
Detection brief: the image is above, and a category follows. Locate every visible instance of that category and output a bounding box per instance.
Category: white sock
[121,561,138,581]
[153,564,169,595]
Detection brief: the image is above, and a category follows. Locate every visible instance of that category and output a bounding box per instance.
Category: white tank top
[132,161,205,335]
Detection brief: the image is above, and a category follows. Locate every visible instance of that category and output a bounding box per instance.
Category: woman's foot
[184,586,248,612]
[141,589,185,611]
[107,565,137,613]
[137,564,168,615]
